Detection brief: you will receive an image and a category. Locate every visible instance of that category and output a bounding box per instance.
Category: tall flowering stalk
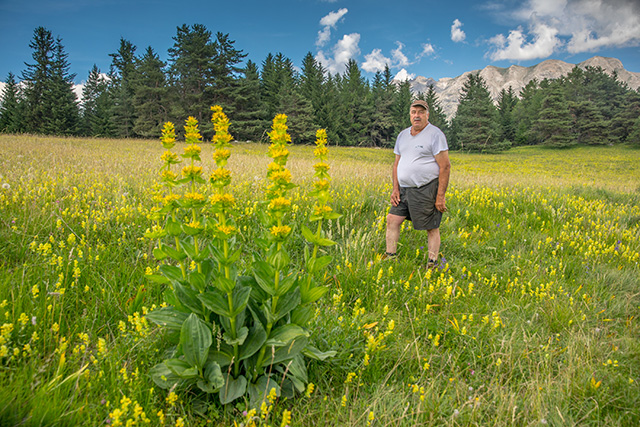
[298,129,341,328]
[147,110,335,410]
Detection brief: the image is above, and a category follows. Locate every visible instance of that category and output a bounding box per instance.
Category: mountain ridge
[408,56,640,119]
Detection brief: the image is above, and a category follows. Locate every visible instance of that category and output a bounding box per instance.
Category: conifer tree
[168,24,216,132]
[299,52,327,130]
[532,82,575,147]
[417,83,449,136]
[233,60,267,141]
[109,38,137,138]
[44,37,79,135]
[391,79,412,137]
[21,26,56,133]
[513,79,546,145]
[338,59,372,146]
[571,100,610,145]
[450,73,503,152]
[611,90,640,143]
[497,86,518,144]
[0,72,24,133]
[368,67,395,147]
[210,32,246,112]
[132,46,168,138]
[627,115,640,147]
[81,65,113,137]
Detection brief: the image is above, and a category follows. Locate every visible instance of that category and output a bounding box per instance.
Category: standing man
[385,99,451,269]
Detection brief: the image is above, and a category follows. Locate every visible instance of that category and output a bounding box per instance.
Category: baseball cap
[410,100,429,111]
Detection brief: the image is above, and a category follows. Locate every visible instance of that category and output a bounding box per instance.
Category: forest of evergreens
[1,25,639,151]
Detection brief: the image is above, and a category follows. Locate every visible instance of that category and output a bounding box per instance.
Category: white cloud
[391,42,410,67]
[393,69,415,82]
[362,48,390,73]
[316,33,361,75]
[421,43,435,56]
[451,19,466,43]
[490,0,640,60]
[316,8,348,47]
[489,23,561,60]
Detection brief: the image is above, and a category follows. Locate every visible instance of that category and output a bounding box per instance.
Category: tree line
[1,25,639,150]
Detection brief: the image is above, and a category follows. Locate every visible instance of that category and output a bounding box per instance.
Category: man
[385,99,451,269]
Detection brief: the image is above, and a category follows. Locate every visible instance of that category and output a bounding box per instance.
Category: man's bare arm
[434,150,451,212]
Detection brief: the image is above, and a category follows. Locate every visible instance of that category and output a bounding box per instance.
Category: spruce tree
[611,91,640,143]
[168,24,216,132]
[81,65,113,137]
[132,46,168,138]
[109,38,137,138]
[210,32,246,113]
[299,52,326,131]
[571,100,610,145]
[338,59,372,146]
[627,115,640,148]
[532,82,575,147]
[513,79,545,145]
[391,79,412,136]
[21,26,56,133]
[44,37,79,136]
[450,73,503,152]
[417,83,449,136]
[368,67,395,147]
[233,60,268,142]
[497,86,518,144]
[0,72,24,133]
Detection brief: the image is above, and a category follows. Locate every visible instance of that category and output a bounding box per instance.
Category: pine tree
[168,24,216,132]
[368,67,395,147]
[109,38,137,138]
[627,115,640,148]
[532,82,575,147]
[233,60,268,141]
[299,52,326,128]
[21,26,56,133]
[0,72,24,133]
[610,90,640,144]
[44,37,79,136]
[513,79,545,145]
[338,59,372,146]
[391,79,412,137]
[417,83,449,136]
[450,73,503,152]
[81,65,113,137]
[132,47,168,138]
[497,86,518,144]
[571,100,610,145]
[210,32,246,113]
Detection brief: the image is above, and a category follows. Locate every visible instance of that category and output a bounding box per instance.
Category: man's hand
[391,188,400,207]
[435,195,446,212]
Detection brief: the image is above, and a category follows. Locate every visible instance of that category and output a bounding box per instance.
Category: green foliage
[0,72,23,133]
[109,38,138,138]
[533,82,576,147]
[146,110,335,409]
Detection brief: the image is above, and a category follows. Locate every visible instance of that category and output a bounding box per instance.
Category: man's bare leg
[427,228,440,261]
[385,213,406,254]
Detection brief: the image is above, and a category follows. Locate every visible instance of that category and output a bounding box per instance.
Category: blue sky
[1,0,639,86]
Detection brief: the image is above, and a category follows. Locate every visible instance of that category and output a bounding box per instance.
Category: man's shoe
[427,259,438,270]
[381,252,397,261]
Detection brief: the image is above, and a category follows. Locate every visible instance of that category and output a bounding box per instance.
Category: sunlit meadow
[1,132,639,426]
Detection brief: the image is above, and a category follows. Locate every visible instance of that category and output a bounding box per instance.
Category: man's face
[410,106,429,132]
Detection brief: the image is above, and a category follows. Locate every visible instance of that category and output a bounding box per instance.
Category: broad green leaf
[266,324,309,347]
[188,272,206,292]
[315,237,337,247]
[223,326,248,346]
[307,255,333,274]
[274,287,300,322]
[239,319,267,361]
[269,249,290,271]
[164,358,196,378]
[253,262,276,296]
[291,305,313,327]
[174,283,203,315]
[303,344,337,361]
[219,374,247,405]
[248,375,280,409]
[197,290,230,317]
[197,360,224,393]
[146,307,188,331]
[230,285,251,317]
[275,274,297,297]
[166,219,182,236]
[181,240,197,259]
[300,225,316,243]
[180,313,212,370]
[145,274,170,284]
[214,276,235,294]
[208,350,233,368]
[270,337,308,366]
[159,264,184,282]
[153,247,168,260]
[302,285,329,305]
[149,363,180,389]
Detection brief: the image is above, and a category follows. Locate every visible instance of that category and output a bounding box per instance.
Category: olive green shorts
[389,179,442,230]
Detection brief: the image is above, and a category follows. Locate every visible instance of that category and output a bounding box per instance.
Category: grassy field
[1,133,639,426]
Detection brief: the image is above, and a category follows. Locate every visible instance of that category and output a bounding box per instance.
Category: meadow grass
[0,134,639,426]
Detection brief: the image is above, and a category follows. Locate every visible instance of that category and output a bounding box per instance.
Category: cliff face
[409,56,640,119]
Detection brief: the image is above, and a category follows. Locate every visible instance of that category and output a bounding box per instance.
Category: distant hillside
[409,56,640,119]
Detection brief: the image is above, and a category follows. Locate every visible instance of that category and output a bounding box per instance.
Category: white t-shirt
[394,123,448,188]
